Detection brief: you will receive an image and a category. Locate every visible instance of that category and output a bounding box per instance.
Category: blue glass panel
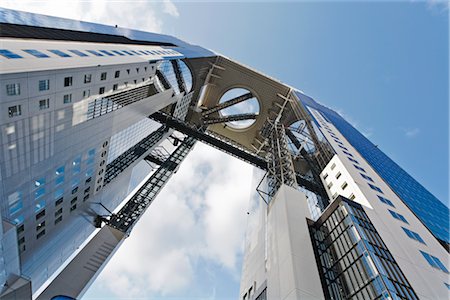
[35,199,46,212]
[35,188,45,199]
[48,50,71,57]
[122,50,134,55]
[68,50,88,57]
[88,148,96,157]
[9,199,23,215]
[54,188,64,199]
[56,166,65,175]
[99,50,114,56]
[111,50,125,56]
[55,176,64,186]
[0,49,23,59]
[35,178,46,187]
[377,195,394,207]
[13,215,24,224]
[23,49,49,58]
[86,50,103,56]
[298,91,449,243]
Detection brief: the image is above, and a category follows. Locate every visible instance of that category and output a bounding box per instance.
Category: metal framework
[107,136,196,233]
[171,59,187,94]
[202,113,258,125]
[103,126,168,186]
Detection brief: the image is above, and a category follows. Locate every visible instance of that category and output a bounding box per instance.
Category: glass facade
[310,196,418,300]
[297,91,449,245]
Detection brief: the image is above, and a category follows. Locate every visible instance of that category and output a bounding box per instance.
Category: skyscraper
[0,8,448,300]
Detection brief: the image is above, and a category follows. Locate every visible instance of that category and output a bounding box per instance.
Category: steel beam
[201,92,253,116]
[202,113,258,125]
[150,111,267,170]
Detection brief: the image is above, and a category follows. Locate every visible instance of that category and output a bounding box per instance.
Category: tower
[0,8,448,300]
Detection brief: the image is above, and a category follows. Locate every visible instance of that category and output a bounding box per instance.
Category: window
[39,79,50,91]
[84,74,92,83]
[330,163,336,170]
[68,49,88,57]
[35,199,45,212]
[99,50,114,56]
[378,195,395,207]
[126,69,130,74]
[420,251,448,273]
[122,50,134,56]
[39,99,49,110]
[35,188,45,199]
[84,186,91,194]
[83,194,90,201]
[71,197,78,205]
[35,209,46,220]
[0,49,22,59]
[368,183,383,193]
[113,84,118,91]
[55,198,63,206]
[349,193,356,200]
[343,150,353,157]
[111,50,125,56]
[23,49,49,58]
[64,76,73,87]
[99,87,105,94]
[63,94,72,104]
[55,208,63,216]
[360,173,373,182]
[56,166,65,175]
[17,224,25,234]
[6,83,20,96]
[48,49,71,57]
[34,178,45,187]
[70,204,77,212]
[327,182,333,189]
[8,105,22,118]
[338,145,348,151]
[335,172,341,179]
[83,90,90,98]
[341,182,348,190]
[55,176,64,186]
[115,70,120,78]
[348,157,359,164]
[332,192,338,199]
[131,50,141,55]
[72,187,78,194]
[8,191,23,215]
[323,173,328,180]
[136,67,140,73]
[445,283,450,290]
[36,220,45,231]
[402,227,425,244]
[55,215,63,225]
[388,210,408,224]
[354,165,365,172]
[36,229,46,239]
[100,72,107,80]
[86,50,103,56]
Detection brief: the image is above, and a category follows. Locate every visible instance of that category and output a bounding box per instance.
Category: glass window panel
[23,49,49,58]
[0,49,23,59]
[48,49,71,57]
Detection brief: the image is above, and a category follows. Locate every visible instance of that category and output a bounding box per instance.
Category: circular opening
[218,88,260,129]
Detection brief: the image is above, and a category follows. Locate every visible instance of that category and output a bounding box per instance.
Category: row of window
[320,119,449,277]
[0,48,179,59]
[6,66,152,97]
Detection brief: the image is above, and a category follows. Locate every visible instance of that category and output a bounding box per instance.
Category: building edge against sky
[0,7,448,300]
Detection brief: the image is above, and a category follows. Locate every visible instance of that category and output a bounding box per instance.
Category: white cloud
[88,143,255,297]
[163,0,180,18]
[1,0,166,33]
[404,127,420,138]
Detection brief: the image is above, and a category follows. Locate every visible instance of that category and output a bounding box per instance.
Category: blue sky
[2,1,448,299]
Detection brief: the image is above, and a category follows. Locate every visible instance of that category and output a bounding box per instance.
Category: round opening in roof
[218,88,260,129]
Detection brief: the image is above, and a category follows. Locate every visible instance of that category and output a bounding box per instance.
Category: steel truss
[106,136,196,233]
